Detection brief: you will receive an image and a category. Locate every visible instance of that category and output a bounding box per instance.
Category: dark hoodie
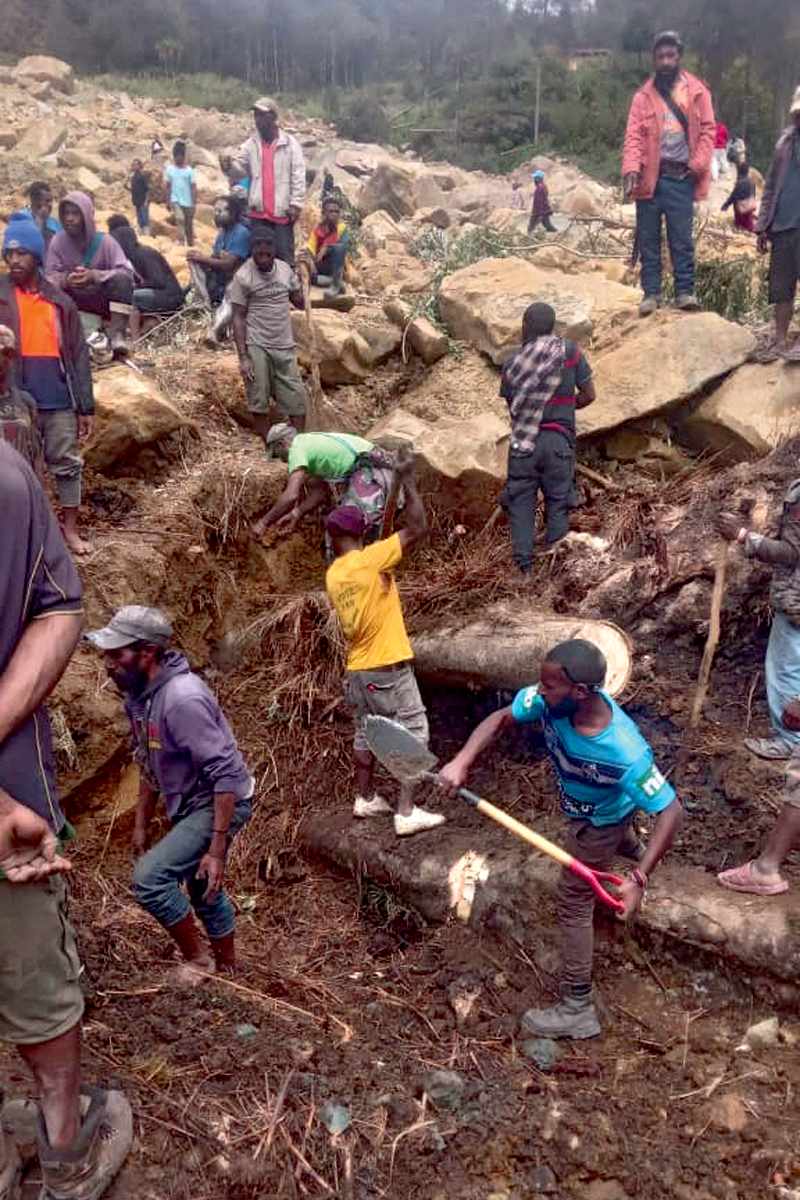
[44,191,134,289]
[124,651,252,823]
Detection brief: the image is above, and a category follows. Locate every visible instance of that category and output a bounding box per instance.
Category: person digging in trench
[86,607,253,984]
[325,452,445,837]
[253,424,398,546]
[438,638,683,1039]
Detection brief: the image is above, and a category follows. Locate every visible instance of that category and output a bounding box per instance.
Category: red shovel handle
[567,860,626,913]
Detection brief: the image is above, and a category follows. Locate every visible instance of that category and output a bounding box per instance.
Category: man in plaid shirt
[500,303,595,572]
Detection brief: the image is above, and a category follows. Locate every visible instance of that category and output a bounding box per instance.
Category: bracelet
[631,868,648,890]
[211,829,229,836]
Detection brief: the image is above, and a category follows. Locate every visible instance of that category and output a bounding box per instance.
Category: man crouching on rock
[87,607,253,983]
[438,638,682,1039]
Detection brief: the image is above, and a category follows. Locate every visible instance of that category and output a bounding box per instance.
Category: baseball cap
[791,86,800,115]
[263,421,295,460]
[545,639,607,689]
[85,605,173,651]
[252,96,279,116]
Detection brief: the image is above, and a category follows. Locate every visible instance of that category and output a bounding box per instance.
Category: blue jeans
[312,242,346,283]
[132,798,251,939]
[765,611,800,747]
[636,174,695,298]
[135,202,150,232]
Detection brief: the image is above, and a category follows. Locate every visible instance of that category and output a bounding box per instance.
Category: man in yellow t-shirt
[325,453,444,837]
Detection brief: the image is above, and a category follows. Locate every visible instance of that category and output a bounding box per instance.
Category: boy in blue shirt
[439,638,682,1039]
[164,140,197,247]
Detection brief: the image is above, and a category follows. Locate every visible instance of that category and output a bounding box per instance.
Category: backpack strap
[83,233,103,268]
[661,88,689,137]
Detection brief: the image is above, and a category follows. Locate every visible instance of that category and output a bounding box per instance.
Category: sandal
[717,860,789,896]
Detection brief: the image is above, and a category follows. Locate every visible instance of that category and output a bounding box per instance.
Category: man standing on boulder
[221,98,306,265]
[86,607,253,983]
[1,212,95,555]
[755,87,800,361]
[622,31,715,317]
[326,451,444,836]
[500,302,595,572]
[0,440,132,1198]
[438,638,682,1039]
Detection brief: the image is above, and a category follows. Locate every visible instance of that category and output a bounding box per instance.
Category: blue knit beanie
[3,212,46,264]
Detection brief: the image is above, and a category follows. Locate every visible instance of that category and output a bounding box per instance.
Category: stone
[193,165,229,205]
[520,1038,561,1069]
[581,312,756,437]
[415,205,451,229]
[86,366,192,470]
[681,361,800,462]
[585,1182,631,1200]
[560,183,604,218]
[709,1091,748,1132]
[14,118,69,159]
[360,209,407,249]
[438,257,639,364]
[421,1069,465,1111]
[355,321,403,366]
[319,1103,351,1135]
[291,309,373,385]
[58,148,124,184]
[0,131,18,150]
[530,1165,558,1194]
[742,1016,780,1049]
[12,55,75,95]
[334,147,384,177]
[413,171,447,210]
[382,300,448,364]
[357,161,418,218]
[73,167,104,196]
[27,81,53,101]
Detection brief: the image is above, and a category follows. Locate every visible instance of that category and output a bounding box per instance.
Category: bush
[334,94,390,144]
[91,72,256,112]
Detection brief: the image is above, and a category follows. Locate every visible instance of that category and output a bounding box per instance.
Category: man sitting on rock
[230,228,308,445]
[500,302,595,573]
[438,638,682,1039]
[187,193,251,347]
[108,217,184,341]
[252,425,396,545]
[86,607,253,983]
[325,452,444,836]
[45,191,135,358]
[1,212,95,555]
[304,196,351,298]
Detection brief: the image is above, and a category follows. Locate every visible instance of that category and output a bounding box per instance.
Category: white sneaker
[394,807,445,837]
[353,794,392,818]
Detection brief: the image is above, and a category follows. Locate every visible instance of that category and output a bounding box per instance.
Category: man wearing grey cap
[220,97,306,265]
[439,638,682,1040]
[86,607,253,983]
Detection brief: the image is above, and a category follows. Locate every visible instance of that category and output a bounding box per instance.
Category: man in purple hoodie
[44,192,135,357]
[86,606,253,983]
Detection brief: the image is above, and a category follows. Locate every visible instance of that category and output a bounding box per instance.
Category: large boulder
[15,119,69,159]
[438,257,639,364]
[12,55,75,95]
[357,162,418,218]
[291,309,373,385]
[58,148,124,184]
[681,361,800,461]
[368,407,508,523]
[383,298,448,365]
[579,312,757,438]
[86,366,193,470]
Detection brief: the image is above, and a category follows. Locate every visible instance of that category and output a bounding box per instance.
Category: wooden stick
[690,541,729,727]
[576,462,619,491]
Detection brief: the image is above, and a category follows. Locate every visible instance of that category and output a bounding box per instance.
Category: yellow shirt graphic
[325,533,413,671]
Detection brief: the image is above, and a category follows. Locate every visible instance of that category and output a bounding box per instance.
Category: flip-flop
[717,860,789,896]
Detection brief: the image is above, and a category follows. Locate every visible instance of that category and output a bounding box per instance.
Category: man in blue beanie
[0,213,94,555]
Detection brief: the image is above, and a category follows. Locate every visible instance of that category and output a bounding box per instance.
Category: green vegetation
[92,72,257,113]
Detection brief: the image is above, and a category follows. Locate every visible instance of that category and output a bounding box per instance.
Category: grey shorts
[768,228,800,305]
[245,344,307,418]
[346,664,429,754]
[0,876,84,1044]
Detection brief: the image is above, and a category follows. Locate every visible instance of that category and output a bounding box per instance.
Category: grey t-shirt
[229,258,299,349]
[773,137,800,234]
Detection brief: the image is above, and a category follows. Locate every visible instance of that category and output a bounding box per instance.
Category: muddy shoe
[521,995,601,1040]
[353,794,392,818]
[2,1097,37,1169]
[38,1087,132,1200]
[394,807,445,837]
[638,295,659,317]
[744,736,793,760]
[674,293,700,311]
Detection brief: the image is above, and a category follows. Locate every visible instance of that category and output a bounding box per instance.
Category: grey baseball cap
[263,421,296,460]
[85,605,173,651]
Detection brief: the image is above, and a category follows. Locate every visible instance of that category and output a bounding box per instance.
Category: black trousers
[64,274,134,318]
[502,431,575,570]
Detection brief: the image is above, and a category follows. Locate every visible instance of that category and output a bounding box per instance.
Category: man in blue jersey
[438,638,682,1039]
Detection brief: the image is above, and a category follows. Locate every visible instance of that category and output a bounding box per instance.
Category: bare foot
[63,529,94,556]
[170,955,215,987]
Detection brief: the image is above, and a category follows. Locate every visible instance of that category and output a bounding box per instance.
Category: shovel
[364,715,625,913]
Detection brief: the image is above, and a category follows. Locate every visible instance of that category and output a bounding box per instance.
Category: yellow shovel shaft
[475,797,574,869]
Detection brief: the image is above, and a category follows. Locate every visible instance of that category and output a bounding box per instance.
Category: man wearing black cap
[500,302,595,572]
[325,451,444,837]
[220,97,306,265]
[623,31,715,316]
[439,638,682,1038]
[86,606,253,983]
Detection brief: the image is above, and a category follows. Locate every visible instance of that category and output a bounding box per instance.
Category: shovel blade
[363,715,438,783]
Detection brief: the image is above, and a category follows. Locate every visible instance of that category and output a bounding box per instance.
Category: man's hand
[0,793,71,882]
[196,852,224,902]
[394,444,416,479]
[716,511,745,542]
[613,875,645,922]
[757,233,769,255]
[66,267,95,289]
[437,759,467,798]
[623,172,639,199]
[288,205,301,226]
[186,249,204,263]
[275,510,299,536]
[77,415,93,442]
[239,354,255,382]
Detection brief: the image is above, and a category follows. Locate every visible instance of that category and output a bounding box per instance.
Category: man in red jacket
[622,32,715,317]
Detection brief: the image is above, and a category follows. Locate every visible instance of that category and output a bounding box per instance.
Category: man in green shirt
[252,424,395,543]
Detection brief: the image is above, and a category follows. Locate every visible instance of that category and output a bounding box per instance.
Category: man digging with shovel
[438,638,682,1039]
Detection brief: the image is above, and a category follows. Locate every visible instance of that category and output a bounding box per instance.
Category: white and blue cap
[86,605,173,651]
